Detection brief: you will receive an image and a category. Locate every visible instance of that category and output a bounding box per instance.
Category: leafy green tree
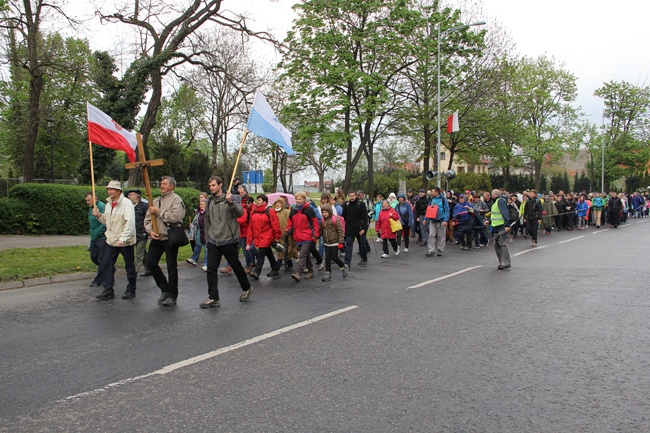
[595,80,650,189]
[513,56,579,190]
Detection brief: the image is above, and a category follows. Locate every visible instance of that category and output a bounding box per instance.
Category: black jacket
[341,199,369,236]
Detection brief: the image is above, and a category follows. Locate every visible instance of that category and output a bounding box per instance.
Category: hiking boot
[437,252,443,256]
[249,271,260,280]
[220,266,232,274]
[245,265,253,274]
[291,272,301,282]
[89,281,101,287]
[322,271,332,282]
[342,264,349,278]
[358,260,367,266]
[239,288,252,302]
[96,289,114,300]
[162,297,176,306]
[305,272,315,279]
[266,270,280,277]
[157,292,169,304]
[121,290,136,300]
[425,252,435,257]
[200,298,220,308]
[186,258,197,266]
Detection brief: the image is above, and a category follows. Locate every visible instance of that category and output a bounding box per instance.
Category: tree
[595,80,650,189]
[96,0,277,186]
[512,56,579,191]
[0,1,79,181]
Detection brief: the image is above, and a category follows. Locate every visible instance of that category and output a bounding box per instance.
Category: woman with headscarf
[375,200,401,258]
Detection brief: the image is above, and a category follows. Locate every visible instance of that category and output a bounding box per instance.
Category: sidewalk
[0,235,89,251]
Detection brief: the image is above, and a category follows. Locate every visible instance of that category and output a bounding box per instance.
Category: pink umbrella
[265,192,296,205]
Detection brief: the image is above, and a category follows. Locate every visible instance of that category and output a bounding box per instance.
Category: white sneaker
[375,238,382,243]
[381,253,389,258]
[395,246,400,256]
[403,248,408,253]
[186,258,197,266]
[201,266,207,271]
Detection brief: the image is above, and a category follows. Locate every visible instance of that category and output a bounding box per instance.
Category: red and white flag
[447,110,459,133]
[87,102,138,162]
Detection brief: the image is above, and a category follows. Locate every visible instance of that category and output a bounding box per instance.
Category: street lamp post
[436,21,485,188]
[601,110,605,194]
[47,117,55,183]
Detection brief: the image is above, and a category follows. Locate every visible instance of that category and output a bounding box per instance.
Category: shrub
[448,172,492,194]
[3,183,201,235]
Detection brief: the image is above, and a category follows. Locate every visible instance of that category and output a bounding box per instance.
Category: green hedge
[1,184,201,235]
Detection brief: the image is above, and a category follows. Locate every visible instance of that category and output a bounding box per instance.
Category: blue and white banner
[246,90,295,155]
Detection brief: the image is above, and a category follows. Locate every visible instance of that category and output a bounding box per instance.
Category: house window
[440,152,446,160]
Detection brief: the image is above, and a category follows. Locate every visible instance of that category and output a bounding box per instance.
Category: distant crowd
[85,175,648,307]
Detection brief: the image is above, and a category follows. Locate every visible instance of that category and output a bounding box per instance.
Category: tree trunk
[534,159,543,191]
[503,166,510,190]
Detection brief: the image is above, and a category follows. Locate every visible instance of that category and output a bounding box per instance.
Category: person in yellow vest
[485,189,512,270]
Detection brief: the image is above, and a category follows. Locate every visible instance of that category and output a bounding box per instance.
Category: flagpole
[86,103,97,209]
[228,129,249,193]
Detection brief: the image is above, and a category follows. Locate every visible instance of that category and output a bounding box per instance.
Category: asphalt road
[2,220,650,432]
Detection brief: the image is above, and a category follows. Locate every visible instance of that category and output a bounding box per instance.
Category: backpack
[508,203,519,222]
[331,214,346,232]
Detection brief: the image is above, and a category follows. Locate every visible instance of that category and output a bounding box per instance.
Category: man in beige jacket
[92,180,137,300]
[144,176,186,306]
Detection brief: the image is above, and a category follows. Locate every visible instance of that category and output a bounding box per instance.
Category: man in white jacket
[92,180,137,300]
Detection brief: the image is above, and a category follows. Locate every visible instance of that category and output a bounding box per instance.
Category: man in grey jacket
[200,175,252,308]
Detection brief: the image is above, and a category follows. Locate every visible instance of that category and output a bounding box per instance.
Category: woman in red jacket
[375,200,400,258]
[287,191,320,282]
[246,194,282,280]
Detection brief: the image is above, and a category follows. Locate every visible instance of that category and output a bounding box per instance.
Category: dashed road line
[511,245,548,257]
[407,266,482,290]
[60,305,359,402]
[558,236,584,244]
[592,229,610,234]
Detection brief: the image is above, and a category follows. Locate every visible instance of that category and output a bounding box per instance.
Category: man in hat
[415,189,429,245]
[126,189,150,276]
[92,180,138,300]
[145,176,186,306]
[230,177,242,195]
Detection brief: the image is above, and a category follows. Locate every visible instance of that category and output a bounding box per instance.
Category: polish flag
[87,102,138,162]
[447,111,459,133]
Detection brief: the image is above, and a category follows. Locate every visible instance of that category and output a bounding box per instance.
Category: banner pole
[89,140,97,209]
[228,129,248,192]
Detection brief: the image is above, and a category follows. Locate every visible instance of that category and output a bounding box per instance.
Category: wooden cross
[124,133,164,233]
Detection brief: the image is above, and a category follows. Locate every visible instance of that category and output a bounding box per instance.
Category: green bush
[3,183,201,235]
[448,172,492,193]
[0,198,32,234]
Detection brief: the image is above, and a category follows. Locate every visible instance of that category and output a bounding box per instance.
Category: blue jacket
[427,195,449,223]
[576,200,589,217]
[396,194,414,227]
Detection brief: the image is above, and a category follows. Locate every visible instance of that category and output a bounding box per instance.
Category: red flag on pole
[447,111,459,133]
[87,102,138,162]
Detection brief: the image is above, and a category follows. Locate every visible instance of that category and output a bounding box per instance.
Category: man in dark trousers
[522,190,542,247]
[200,176,252,308]
[485,189,511,270]
[127,189,150,276]
[341,190,369,267]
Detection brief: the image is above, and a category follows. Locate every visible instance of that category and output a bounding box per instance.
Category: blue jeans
[191,239,208,266]
[239,237,257,267]
[419,216,428,243]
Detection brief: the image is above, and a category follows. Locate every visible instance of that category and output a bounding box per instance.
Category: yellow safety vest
[491,199,505,227]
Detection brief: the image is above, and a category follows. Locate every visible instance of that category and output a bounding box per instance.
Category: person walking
[287,191,320,282]
[522,190,542,246]
[92,181,137,300]
[576,195,589,230]
[319,203,347,282]
[395,193,414,252]
[425,187,449,257]
[485,189,512,270]
[415,189,429,245]
[375,200,400,258]
[591,192,604,228]
[144,176,186,306]
[85,192,106,287]
[200,176,252,308]
[452,194,474,250]
[246,194,283,280]
[187,197,208,270]
[127,189,150,276]
[341,190,369,267]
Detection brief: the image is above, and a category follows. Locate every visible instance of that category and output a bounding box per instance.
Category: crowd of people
[85,176,649,307]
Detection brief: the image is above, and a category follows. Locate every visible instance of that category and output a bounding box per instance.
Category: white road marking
[407,266,482,289]
[60,305,359,402]
[637,220,648,223]
[558,236,584,244]
[511,245,548,257]
[592,229,610,234]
